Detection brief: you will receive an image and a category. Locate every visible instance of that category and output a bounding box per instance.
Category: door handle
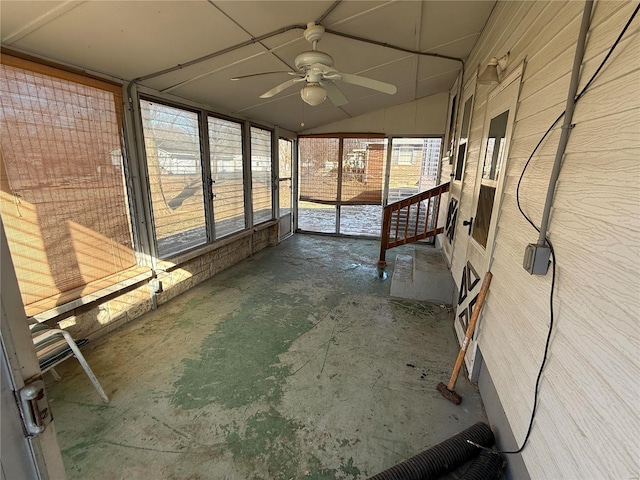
[463,217,473,235]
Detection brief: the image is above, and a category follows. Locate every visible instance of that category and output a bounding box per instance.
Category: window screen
[387,138,441,204]
[250,126,273,225]
[140,100,206,258]
[299,137,340,204]
[340,137,385,205]
[0,55,135,314]
[209,117,245,238]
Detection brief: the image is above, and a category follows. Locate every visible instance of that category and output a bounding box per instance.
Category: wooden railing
[378,182,450,266]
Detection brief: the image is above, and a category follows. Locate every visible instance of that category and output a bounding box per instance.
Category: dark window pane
[472,184,496,247]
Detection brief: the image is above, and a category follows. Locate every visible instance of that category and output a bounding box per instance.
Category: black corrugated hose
[460,450,505,479]
[368,422,498,480]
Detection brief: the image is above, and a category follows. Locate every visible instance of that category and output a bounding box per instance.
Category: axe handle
[447,272,493,390]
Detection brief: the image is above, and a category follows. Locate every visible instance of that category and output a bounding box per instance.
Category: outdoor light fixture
[300,82,327,106]
[477,53,510,85]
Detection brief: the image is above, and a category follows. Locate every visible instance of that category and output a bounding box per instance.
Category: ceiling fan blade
[231,71,298,81]
[259,78,304,98]
[338,72,397,95]
[321,80,348,107]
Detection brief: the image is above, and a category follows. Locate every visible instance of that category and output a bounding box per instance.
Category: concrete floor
[47,235,487,480]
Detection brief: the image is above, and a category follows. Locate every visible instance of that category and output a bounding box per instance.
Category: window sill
[156,220,277,272]
[27,266,153,322]
[27,221,278,321]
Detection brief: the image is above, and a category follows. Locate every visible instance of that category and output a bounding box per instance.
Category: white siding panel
[457,1,640,477]
[510,111,564,157]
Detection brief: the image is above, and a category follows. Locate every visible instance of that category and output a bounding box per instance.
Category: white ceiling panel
[341,84,415,118]
[321,1,392,28]
[214,1,334,37]
[7,1,249,80]
[1,0,495,132]
[170,53,300,113]
[427,35,482,61]
[142,44,275,93]
[239,93,350,132]
[417,57,463,83]
[415,71,460,99]
[261,30,409,81]
[421,1,495,52]
[351,56,418,89]
[1,1,69,42]
[325,1,421,50]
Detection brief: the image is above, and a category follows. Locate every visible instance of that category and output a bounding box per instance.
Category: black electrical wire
[471,1,640,457]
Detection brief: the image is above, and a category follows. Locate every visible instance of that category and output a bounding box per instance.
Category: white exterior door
[1,221,67,480]
[454,65,523,379]
[444,79,477,262]
[277,137,295,240]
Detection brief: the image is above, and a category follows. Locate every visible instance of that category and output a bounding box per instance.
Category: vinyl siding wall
[444,1,639,477]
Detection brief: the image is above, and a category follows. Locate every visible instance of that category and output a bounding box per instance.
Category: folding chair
[30,324,109,403]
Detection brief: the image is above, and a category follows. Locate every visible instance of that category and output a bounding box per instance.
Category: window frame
[138,96,209,258]
[208,114,246,239]
[249,124,276,226]
[134,90,279,261]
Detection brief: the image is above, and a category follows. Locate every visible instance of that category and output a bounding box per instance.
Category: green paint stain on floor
[171,288,320,410]
[224,408,301,479]
[340,458,361,477]
[62,439,101,464]
[220,408,360,480]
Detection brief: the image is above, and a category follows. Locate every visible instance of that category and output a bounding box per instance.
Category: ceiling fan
[231,22,397,107]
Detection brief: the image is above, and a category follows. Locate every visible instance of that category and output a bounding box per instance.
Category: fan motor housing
[295,51,333,70]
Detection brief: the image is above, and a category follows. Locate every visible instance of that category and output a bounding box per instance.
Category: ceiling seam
[2,1,85,44]
[413,1,424,101]
[427,32,482,53]
[323,29,463,65]
[323,1,396,29]
[207,1,295,73]
[315,1,343,25]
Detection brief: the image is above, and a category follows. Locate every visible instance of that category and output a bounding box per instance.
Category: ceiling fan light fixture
[300,83,327,106]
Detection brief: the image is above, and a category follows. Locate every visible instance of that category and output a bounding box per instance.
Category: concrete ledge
[50,224,278,341]
[390,247,455,305]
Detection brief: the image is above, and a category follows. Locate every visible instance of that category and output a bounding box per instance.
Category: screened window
[209,117,245,238]
[250,126,273,225]
[299,135,386,206]
[0,55,136,316]
[140,100,206,258]
[472,110,509,248]
[298,135,386,237]
[341,137,386,204]
[299,137,340,204]
[454,95,474,181]
[481,110,508,181]
[388,138,441,204]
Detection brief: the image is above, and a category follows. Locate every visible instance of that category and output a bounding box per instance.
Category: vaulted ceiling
[1,1,495,132]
